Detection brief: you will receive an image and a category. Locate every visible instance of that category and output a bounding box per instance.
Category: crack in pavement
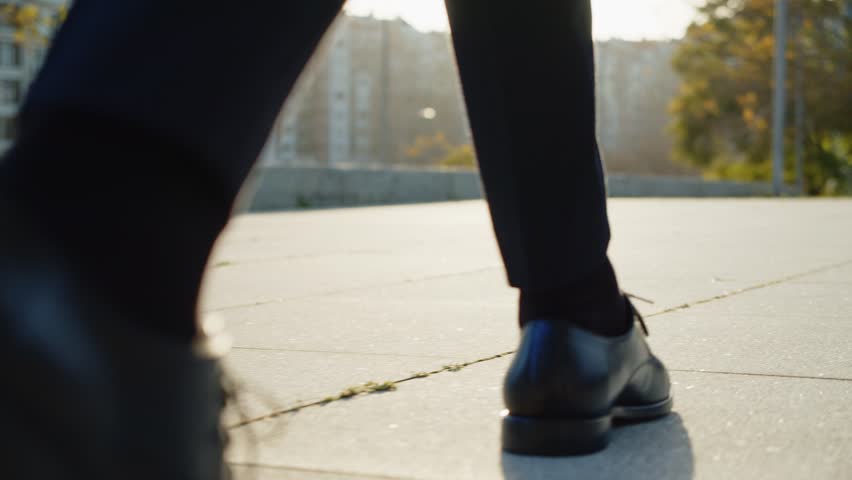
[644,259,852,318]
[230,345,453,360]
[206,265,503,313]
[670,368,852,383]
[228,351,514,429]
[226,258,852,430]
[210,248,394,269]
[230,462,422,480]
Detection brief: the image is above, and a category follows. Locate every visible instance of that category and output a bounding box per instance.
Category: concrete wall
[244,166,784,211]
[606,174,780,197]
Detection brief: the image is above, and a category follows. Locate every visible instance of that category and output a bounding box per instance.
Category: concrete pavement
[203,199,852,479]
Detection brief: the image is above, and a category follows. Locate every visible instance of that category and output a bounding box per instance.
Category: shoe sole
[501,396,673,456]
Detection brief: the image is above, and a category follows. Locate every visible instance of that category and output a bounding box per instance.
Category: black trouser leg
[446,1,625,332]
[0,0,345,340]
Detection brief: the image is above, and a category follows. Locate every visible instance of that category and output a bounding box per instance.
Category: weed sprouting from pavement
[229,351,516,428]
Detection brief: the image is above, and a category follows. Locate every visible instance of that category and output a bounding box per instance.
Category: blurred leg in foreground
[0,1,345,478]
[445,0,672,455]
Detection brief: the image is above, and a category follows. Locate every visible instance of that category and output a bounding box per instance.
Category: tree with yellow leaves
[671,0,851,194]
[403,132,477,169]
[0,1,67,46]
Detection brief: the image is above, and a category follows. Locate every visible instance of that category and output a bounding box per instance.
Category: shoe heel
[501,413,611,456]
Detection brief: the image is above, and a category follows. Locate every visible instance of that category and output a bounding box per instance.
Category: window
[0,42,21,67]
[0,80,20,104]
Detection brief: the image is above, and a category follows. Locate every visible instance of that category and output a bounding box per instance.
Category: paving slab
[201,253,502,311]
[230,464,402,480]
[219,295,516,359]
[789,263,852,285]
[223,349,458,423]
[680,275,852,319]
[204,199,852,313]
[227,359,852,480]
[201,199,852,479]
[649,302,852,379]
[204,202,502,310]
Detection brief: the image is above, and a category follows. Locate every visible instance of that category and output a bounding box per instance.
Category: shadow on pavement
[500,413,693,480]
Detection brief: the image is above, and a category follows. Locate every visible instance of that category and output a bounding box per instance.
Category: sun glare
[343,0,698,40]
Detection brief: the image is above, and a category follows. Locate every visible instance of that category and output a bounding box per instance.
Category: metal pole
[772,0,789,196]
[793,51,805,195]
[379,19,391,166]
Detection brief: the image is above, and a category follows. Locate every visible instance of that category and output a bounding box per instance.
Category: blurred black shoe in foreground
[0,206,232,480]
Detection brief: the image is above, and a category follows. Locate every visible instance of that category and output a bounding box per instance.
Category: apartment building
[0,24,45,152]
[596,39,688,175]
[0,1,64,153]
[266,14,469,168]
[268,16,687,174]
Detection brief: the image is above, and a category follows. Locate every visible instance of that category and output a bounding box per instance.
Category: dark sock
[518,259,629,336]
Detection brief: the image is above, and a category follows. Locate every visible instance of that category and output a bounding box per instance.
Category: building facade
[265,14,469,168]
[596,39,691,175]
[0,7,691,175]
[0,24,45,152]
[0,1,64,153]
[266,16,689,175]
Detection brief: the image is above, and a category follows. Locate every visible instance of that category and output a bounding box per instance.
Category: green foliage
[324,381,397,403]
[439,144,477,169]
[403,132,453,166]
[403,132,477,169]
[671,0,852,194]
[296,195,312,209]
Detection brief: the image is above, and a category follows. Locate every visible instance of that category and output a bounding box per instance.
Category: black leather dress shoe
[0,209,232,479]
[502,300,672,455]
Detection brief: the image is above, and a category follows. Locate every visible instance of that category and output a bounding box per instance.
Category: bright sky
[344,0,701,40]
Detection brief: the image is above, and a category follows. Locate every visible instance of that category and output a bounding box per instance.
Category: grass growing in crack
[230,351,516,429]
[321,381,398,403]
[368,381,397,392]
[230,261,852,430]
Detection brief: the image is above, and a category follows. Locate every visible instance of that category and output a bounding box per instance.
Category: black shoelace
[624,292,652,336]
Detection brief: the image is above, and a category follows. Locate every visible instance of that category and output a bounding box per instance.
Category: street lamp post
[772,0,789,196]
